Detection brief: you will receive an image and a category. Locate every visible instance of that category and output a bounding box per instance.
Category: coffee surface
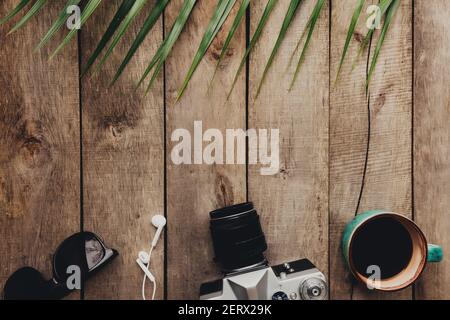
[351,217,413,279]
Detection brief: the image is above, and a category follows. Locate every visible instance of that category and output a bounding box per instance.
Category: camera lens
[209,202,268,273]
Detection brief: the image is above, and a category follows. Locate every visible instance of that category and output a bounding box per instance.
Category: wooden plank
[351,0,413,300]
[80,1,164,299]
[414,0,450,300]
[0,1,80,298]
[330,0,413,299]
[165,0,247,299]
[329,0,371,300]
[248,0,329,290]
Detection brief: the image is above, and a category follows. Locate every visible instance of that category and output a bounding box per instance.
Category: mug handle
[427,244,443,263]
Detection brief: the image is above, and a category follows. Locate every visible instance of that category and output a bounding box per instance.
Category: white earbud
[136,258,155,282]
[138,251,150,264]
[137,214,166,300]
[151,215,166,248]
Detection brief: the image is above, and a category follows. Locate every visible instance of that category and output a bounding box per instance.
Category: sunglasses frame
[52,231,118,283]
[3,231,118,300]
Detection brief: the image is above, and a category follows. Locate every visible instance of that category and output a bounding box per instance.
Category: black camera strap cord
[354,86,372,216]
[350,29,374,300]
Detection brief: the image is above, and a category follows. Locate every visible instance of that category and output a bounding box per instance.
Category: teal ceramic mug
[342,210,443,291]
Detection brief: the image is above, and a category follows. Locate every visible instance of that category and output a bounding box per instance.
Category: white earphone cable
[142,246,156,300]
[140,214,165,300]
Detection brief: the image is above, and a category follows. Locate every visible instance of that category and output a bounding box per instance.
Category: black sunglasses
[3,232,118,300]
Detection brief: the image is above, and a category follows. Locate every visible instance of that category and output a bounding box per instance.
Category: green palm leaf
[256,0,303,98]
[111,0,169,85]
[0,0,30,25]
[228,0,278,99]
[351,28,372,71]
[379,0,395,18]
[366,0,399,86]
[286,1,317,71]
[177,0,238,100]
[91,0,150,76]
[80,0,135,77]
[35,0,81,51]
[289,0,325,91]
[209,0,250,86]
[50,0,103,60]
[8,0,48,34]
[335,0,364,83]
[137,0,196,93]
[351,0,394,71]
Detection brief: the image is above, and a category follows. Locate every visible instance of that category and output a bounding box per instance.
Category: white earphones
[151,215,166,247]
[136,214,166,300]
[136,257,155,282]
[138,251,151,264]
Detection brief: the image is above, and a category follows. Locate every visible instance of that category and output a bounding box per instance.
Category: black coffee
[351,217,413,279]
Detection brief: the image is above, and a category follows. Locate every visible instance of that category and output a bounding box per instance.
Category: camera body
[200,202,328,300]
[200,258,327,300]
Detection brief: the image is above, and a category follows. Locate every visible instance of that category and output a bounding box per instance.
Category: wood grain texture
[0,0,80,297]
[330,0,413,299]
[248,0,329,284]
[80,0,164,299]
[352,0,412,300]
[2,0,450,301]
[414,0,450,300]
[330,0,372,300]
[165,0,246,299]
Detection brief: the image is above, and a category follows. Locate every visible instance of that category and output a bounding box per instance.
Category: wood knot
[17,120,51,168]
[214,173,234,208]
[19,138,51,168]
[279,166,290,179]
[102,113,137,139]
[354,31,364,43]
[209,41,222,61]
[207,38,235,65]
[109,123,125,138]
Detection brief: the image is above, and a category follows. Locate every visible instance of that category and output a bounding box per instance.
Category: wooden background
[0,0,449,300]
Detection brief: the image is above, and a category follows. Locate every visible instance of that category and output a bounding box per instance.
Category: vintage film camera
[200,203,328,300]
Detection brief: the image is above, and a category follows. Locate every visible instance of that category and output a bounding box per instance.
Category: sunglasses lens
[4,233,116,300]
[85,235,105,270]
[3,267,50,300]
[53,232,109,282]
[53,233,88,281]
